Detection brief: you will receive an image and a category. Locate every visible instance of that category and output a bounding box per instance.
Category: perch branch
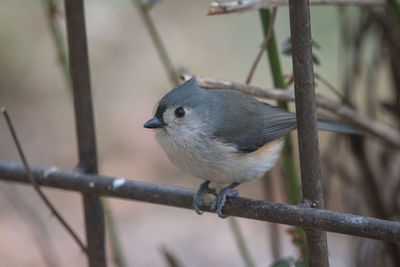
[1,108,87,252]
[0,161,400,244]
[208,0,396,16]
[181,75,400,149]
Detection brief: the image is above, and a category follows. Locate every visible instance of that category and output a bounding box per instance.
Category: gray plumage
[144,77,361,216]
[154,76,358,153]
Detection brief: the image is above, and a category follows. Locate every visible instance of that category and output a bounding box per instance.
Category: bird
[144,76,360,218]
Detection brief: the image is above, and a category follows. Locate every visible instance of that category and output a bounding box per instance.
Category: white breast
[156,127,284,184]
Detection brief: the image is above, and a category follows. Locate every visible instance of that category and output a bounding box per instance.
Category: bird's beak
[144,117,166,129]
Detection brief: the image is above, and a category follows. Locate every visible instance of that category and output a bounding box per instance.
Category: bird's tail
[317,119,362,135]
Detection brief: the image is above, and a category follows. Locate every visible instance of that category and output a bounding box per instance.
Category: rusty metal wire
[288,0,329,265]
[64,0,105,266]
[1,161,400,244]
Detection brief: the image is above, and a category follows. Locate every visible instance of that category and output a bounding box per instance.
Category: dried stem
[131,0,180,87]
[1,107,87,253]
[228,217,256,267]
[181,75,400,149]
[262,174,282,260]
[160,246,183,267]
[257,7,305,261]
[258,9,302,205]
[314,73,343,99]
[42,0,71,92]
[208,0,395,16]
[245,8,277,85]
[215,182,256,267]
[103,200,128,267]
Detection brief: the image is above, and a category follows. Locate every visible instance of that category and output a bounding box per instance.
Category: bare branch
[208,0,392,16]
[64,1,106,265]
[0,184,61,267]
[1,107,87,252]
[181,75,400,149]
[1,160,400,244]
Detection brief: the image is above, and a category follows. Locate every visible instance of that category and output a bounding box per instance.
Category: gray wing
[206,89,360,153]
[260,103,297,144]
[316,119,362,135]
[208,90,297,153]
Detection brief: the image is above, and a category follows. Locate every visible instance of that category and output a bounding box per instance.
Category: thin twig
[208,0,395,16]
[160,246,183,267]
[103,200,128,267]
[1,107,87,253]
[314,73,343,99]
[1,160,400,244]
[262,173,282,260]
[42,0,71,92]
[0,184,61,267]
[181,75,400,149]
[349,136,400,266]
[215,182,256,267]
[245,8,277,85]
[228,217,256,267]
[131,0,180,87]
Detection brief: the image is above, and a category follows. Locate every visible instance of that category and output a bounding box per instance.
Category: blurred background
[1,0,399,266]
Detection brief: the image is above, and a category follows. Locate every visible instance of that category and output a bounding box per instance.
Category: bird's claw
[193,181,217,214]
[211,186,239,218]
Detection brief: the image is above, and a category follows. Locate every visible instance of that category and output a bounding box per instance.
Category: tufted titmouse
[144,77,359,217]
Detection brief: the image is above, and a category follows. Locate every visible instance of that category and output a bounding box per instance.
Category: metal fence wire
[1,0,400,267]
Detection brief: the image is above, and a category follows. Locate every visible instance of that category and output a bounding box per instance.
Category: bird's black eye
[174,106,185,118]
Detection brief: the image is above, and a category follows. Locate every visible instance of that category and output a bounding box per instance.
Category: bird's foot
[211,183,240,218]
[193,181,217,214]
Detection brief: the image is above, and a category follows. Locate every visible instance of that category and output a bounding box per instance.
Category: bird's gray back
[156,78,297,151]
[204,89,297,153]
